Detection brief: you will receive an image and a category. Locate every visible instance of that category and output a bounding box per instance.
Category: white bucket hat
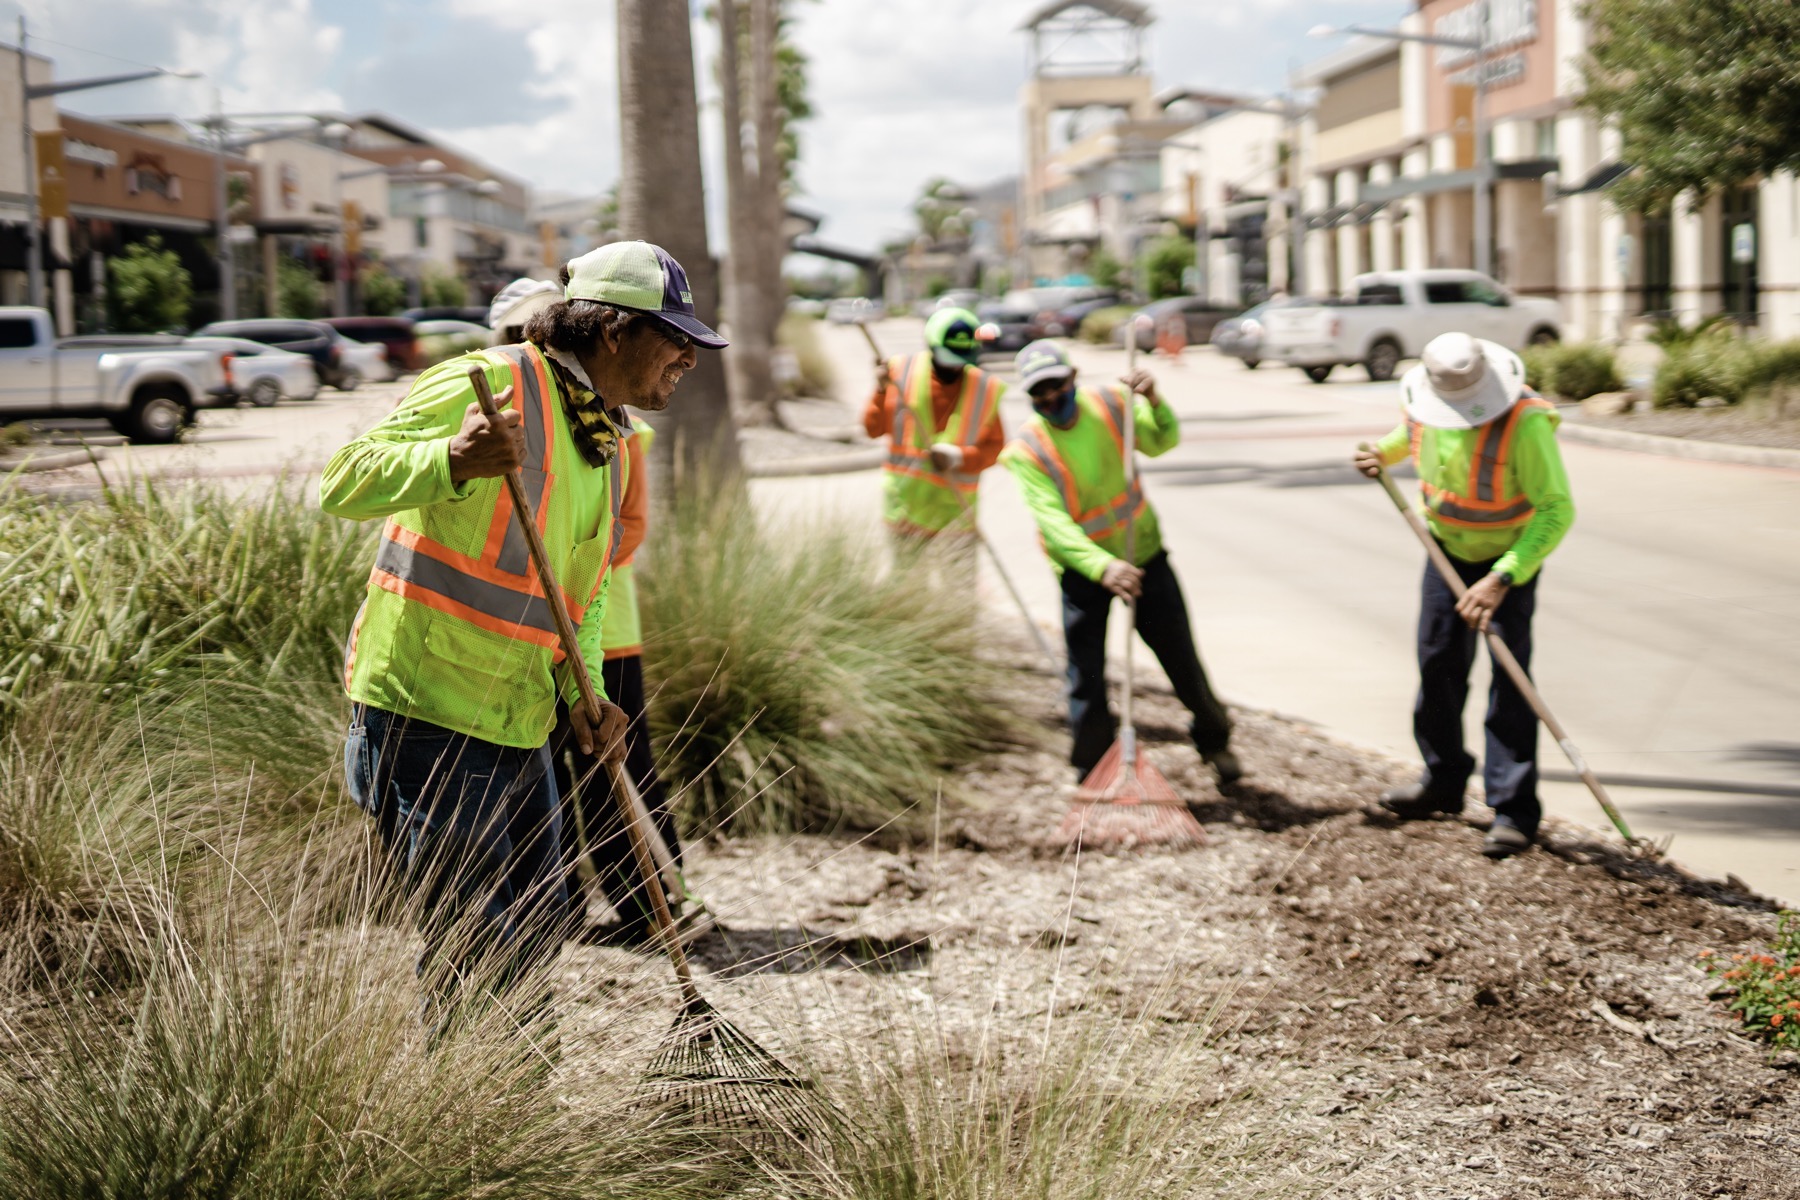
[487,277,561,331]
[1400,332,1527,429]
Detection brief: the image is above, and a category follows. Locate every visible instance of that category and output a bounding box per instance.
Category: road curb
[0,447,107,475]
[745,446,884,478]
[1558,421,1800,470]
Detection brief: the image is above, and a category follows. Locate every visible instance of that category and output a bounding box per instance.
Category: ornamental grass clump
[641,493,1010,838]
[0,887,729,1200]
[1701,910,1800,1050]
[0,479,372,708]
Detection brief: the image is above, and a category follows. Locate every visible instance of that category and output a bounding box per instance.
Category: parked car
[414,319,494,368]
[1044,289,1123,338]
[322,316,420,373]
[401,306,491,325]
[192,318,361,390]
[0,306,233,443]
[931,289,982,315]
[976,288,1062,353]
[1209,296,1327,368]
[1260,270,1563,383]
[1110,295,1241,348]
[825,297,883,324]
[340,339,393,384]
[183,336,319,406]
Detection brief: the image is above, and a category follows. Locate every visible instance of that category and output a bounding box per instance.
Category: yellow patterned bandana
[537,345,625,468]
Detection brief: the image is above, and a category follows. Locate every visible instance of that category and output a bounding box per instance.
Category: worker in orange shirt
[862,306,1007,547]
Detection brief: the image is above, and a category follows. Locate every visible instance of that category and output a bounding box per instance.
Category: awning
[1349,199,1392,224]
[1360,169,1480,204]
[1304,204,1350,230]
[1495,157,1559,181]
[1558,162,1630,196]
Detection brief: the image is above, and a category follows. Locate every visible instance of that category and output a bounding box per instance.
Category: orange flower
[1774,1014,1786,1027]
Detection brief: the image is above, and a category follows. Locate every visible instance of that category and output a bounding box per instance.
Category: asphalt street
[778,317,1800,905]
[47,324,1800,904]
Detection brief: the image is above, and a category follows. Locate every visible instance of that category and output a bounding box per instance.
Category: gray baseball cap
[1015,339,1074,391]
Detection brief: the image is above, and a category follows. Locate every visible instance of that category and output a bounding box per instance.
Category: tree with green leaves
[420,269,467,309]
[359,265,406,316]
[1138,236,1194,301]
[107,235,192,332]
[913,178,969,244]
[275,256,321,319]
[1580,0,1800,211]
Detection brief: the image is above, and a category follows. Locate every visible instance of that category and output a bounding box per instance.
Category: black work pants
[1061,550,1232,775]
[1413,549,1541,836]
[550,655,681,936]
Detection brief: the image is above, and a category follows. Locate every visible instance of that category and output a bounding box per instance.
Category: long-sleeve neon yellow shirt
[319,352,615,747]
[1002,386,1179,581]
[1374,401,1574,584]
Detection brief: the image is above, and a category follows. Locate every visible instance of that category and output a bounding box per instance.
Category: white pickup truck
[1260,270,1563,384]
[0,307,234,443]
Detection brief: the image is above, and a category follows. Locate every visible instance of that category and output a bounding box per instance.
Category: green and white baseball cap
[563,240,727,348]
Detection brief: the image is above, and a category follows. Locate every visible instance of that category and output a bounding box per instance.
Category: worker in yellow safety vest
[862,306,1007,542]
[1354,332,1575,860]
[1001,339,1239,785]
[322,241,725,1012]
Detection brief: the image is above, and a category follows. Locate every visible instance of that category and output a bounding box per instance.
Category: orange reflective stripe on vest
[1413,396,1552,529]
[884,351,999,494]
[1018,387,1145,541]
[366,343,620,656]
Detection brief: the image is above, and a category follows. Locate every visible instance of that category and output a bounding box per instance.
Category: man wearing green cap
[1002,339,1239,785]
[862,306,1007,542]
[322,240,726,1015]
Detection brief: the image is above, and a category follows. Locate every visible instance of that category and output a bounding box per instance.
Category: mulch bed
[1565,403,1800,452]
[565,640,1799,1197]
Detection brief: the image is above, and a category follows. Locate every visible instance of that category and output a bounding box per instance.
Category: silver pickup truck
[0,307,234,443]
[1260,270,1563,384]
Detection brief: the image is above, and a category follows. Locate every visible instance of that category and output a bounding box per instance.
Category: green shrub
[1523,341,1624,400]
[1078,305,1135,344]
[641,493,1010,837]
[421,268,468,309]
[359,265,407,316]
[1653,327,1755,407]
[275,256,322,319]
[107,235,191,332]
[777,310,836,398]
[1702,911,1800,1050]
[1137,236,1195,301]
[1647,313,1734,351]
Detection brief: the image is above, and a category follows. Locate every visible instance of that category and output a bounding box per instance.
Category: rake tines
[1054,738,1206,850]
[644,997,839,1160]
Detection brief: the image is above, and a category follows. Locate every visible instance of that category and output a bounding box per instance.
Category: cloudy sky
[12,0,1408,252]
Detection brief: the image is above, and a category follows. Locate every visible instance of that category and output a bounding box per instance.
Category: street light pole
[211,91,234,321]
[19,19,40,310]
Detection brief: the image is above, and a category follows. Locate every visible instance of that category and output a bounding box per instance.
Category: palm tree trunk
[717,0,780,428]
[750,0,786,349]
[616,0,742,486]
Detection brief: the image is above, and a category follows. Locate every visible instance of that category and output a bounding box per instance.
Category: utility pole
[19,19,40,310]
[211,90,235,320]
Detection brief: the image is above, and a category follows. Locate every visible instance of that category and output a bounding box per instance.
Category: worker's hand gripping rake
[1055,321,1206,851]
[1359,444,1656,858]
[466,366,839,1155]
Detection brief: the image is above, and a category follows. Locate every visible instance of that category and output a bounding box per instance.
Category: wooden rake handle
[466,366,701,1001]
[1359,445,1634,844]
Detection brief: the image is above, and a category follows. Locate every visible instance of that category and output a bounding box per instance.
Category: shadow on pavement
[687,924,932,977]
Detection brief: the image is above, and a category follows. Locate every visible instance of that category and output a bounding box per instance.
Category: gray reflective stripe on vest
[486,344,552,576]
[373,536,557,634]
[1022,431,1105,534]
[1472,415,1505,502]
[608,452,625,559]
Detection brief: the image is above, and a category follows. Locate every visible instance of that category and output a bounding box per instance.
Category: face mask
[1032,381,1078,426]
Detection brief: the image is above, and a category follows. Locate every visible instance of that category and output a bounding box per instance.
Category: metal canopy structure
[1022,1,1153,78]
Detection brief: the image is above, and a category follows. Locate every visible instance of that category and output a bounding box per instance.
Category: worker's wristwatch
[1493,570,1514,587]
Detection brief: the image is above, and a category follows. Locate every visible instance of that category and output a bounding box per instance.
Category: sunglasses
[645,319,694,353]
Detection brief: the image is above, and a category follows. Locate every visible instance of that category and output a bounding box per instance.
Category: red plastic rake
[1053,318,1205,851]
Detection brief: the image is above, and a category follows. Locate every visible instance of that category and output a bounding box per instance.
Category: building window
[1535,119,1557,160]
[1719,185,1759,320]
[1640,210,1672,316]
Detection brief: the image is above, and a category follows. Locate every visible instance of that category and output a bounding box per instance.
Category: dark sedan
[1109,296,1242,348]
[1210,296,1327,368]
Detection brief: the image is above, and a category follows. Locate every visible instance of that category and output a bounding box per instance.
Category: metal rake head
[643,997,842,1161]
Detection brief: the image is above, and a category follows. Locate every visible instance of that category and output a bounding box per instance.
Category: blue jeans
[1413,550,1541,837]
[345,706,569,1005]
